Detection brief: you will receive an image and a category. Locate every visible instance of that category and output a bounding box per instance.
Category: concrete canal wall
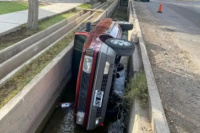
[0,1,119,133]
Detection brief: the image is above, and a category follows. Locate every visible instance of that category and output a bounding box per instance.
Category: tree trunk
[27,0,38,30]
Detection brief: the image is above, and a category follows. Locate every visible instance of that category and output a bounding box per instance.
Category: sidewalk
[0,2,82,36]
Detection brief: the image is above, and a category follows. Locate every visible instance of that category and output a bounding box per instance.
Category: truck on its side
[72,18,134,130]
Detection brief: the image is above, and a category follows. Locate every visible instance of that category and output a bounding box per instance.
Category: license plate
[93,90,104,107]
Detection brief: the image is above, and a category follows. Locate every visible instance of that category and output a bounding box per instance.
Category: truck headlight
[83,55,93,73]
[76,112,85,125]
[103,62,110,74]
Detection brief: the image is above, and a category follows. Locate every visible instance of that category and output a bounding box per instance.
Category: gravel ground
[134,1,200,133]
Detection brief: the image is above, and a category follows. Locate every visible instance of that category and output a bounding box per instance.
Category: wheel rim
[110,40,130,46]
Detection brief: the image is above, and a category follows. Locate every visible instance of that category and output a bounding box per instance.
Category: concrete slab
[0,23,19,33]
[0,2,82,36]
[0,12,28,24]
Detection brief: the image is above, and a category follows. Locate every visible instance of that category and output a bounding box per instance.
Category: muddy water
[41,5,129,133]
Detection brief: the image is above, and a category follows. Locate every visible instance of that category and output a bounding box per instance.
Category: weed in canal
[122,71,148,130]
[125,71,148,105]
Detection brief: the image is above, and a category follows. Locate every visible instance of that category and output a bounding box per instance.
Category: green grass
[0,1,28,15]
[78,3,92,9]
[125,71,148,104]
[0,26,81,109]
[38,11,77,31]
[0,10,78,51]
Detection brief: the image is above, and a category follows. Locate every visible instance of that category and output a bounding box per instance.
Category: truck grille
[78,71,90,112]
[101,74,108,91]
[96,74,108,117]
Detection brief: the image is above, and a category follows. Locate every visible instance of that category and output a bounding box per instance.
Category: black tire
[117,63,124,71]
[106,100,121,120]
[105,106,120,120]
[118,21,133,31]
[105,38,135,56]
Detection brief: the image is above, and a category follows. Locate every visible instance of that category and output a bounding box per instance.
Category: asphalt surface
[139,0,200,66]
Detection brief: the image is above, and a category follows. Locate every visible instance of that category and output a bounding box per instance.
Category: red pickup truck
[72,18,134,130]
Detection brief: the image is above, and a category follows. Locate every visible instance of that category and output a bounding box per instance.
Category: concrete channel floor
[0,2,82,36]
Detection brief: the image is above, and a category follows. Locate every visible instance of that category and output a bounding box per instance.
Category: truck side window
[72,35,87,83]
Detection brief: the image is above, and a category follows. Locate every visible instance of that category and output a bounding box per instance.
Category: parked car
[72,18,135,130]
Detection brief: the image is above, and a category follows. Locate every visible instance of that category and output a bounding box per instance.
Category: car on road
[72,18,135,130]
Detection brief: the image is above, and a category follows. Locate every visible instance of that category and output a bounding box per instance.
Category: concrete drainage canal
[38,4,130,133]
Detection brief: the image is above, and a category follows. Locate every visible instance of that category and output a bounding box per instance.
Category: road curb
[129,1,170,133]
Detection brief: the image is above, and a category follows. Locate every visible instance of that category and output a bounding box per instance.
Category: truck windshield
[72,35,87,83]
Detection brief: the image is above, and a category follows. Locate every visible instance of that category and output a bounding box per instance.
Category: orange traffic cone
[157,2,162,13]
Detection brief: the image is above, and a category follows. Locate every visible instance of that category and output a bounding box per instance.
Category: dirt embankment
[134,2,200,133]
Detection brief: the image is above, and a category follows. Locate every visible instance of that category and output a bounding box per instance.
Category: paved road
[0,2,82,36]
[142,0,200,66]
[134,0,200,133]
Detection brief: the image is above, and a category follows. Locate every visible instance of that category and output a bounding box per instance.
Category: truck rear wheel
[105,38,135,56]
[117,63,124,71]
[118,21,133,31]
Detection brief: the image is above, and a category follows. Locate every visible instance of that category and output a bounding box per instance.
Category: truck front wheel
[105,38,135,56]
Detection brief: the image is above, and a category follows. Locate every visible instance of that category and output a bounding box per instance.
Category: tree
[27,0,38,30]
